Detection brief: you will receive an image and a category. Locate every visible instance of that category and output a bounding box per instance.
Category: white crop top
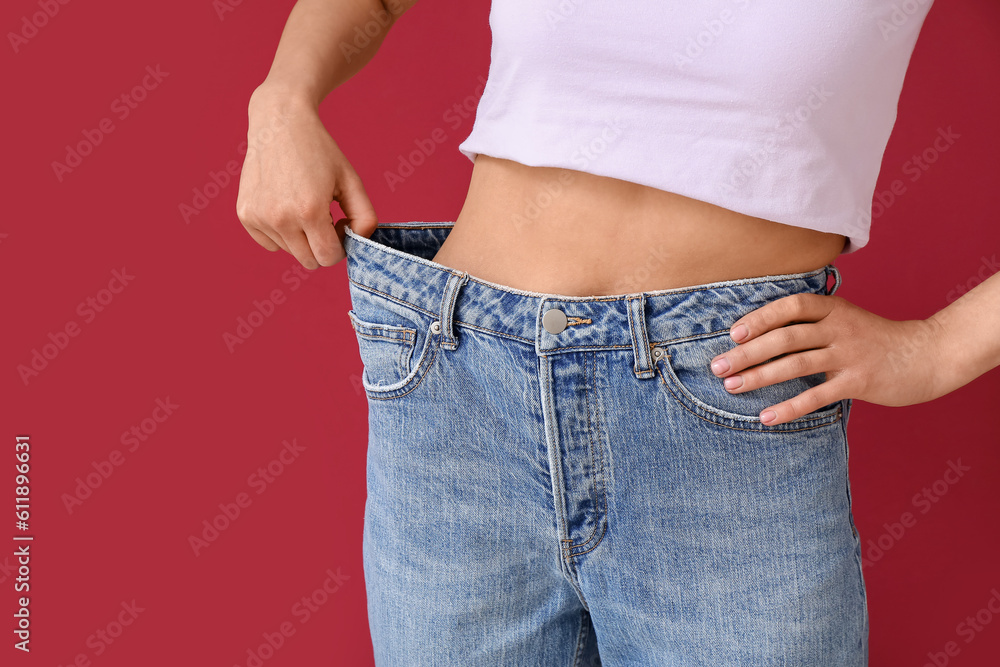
[457,1,934,254]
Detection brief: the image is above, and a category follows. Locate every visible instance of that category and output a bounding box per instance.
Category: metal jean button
[542,308,567,334]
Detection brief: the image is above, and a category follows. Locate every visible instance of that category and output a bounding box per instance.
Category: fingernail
[731,324,748,342]
[761,410,777,423]
[724,375,743,390]
[711,358,730,375]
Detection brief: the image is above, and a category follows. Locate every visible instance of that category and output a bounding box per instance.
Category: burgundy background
[3,0,999,665]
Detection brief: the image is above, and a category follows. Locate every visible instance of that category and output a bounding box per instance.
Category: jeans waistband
[343,222,841,376]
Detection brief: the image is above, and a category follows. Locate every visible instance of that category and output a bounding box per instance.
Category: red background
[3,0,999,665]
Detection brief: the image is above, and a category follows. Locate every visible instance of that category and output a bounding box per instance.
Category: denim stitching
[841,397,869,641]
[441,272,468,346]
[353,330,415,343]
[363,329,442,401]
[348,312,417,342]
[560,552,589,609]
[350,315,416,388]
[627,295,641,376]
[573,609,590,667]
[589,350,609,554]
[654,363,842,433]
[350,277,783,350]
[630,295,655,378]
[542,356,574,578]
[398,337,413,376]
[565,351,609,558]
[348,277,436,318]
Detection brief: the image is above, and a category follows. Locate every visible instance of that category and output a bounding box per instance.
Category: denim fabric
[343,221,867,666]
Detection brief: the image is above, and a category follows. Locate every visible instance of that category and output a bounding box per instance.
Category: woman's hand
[236,81,379,270]
[708,293,954,425]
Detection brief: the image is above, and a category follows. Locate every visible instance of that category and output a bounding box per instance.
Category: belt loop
[438,270,469,350]
[627,294,654,379]
[826,264,843,296]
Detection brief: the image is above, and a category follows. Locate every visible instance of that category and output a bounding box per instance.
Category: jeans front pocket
[655,331,843,433]
[348,310,417,389]
[345,283,443,402]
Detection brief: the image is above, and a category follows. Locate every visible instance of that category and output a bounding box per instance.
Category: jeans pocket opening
[348,310,418,389]
[347,309,442,400]
[654,332,842,432]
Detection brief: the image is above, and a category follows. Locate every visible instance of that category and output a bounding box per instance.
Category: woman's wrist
[925,270,1000,394]
[249,78,322,117]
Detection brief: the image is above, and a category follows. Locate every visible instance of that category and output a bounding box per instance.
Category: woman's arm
[252,0,418,110]
[237,0,421,269]
[926,268,1000,393]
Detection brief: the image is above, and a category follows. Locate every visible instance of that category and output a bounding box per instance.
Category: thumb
[336,171,379,239]
[333,217,351,248]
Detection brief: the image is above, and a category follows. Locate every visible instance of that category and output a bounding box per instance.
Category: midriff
[431,155,847,297]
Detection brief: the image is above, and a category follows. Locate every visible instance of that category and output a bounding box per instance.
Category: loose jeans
[342,222,868,666]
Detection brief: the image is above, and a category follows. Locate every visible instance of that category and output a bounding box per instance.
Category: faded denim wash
[343,221,867,666]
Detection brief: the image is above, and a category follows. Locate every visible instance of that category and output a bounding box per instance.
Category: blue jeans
[343,222,868,666]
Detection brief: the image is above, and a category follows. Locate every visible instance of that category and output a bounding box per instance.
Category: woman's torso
[431,155,846,297]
